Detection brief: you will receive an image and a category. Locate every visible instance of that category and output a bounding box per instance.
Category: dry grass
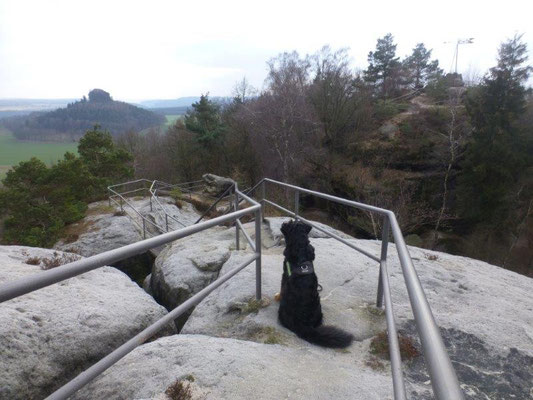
[26,251,81,270]
[61,218,98,242]
[370,331,420,361]
[87,204,115,216]
[165,380,193,400]
[25,256,41,265]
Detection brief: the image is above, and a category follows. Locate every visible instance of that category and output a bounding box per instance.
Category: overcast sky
[0,0,531,101]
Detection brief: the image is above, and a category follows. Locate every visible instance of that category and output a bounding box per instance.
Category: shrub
[169,188,183,200]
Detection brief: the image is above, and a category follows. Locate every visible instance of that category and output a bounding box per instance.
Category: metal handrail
[107,181,167,237]
[1,176,462,399]
[248,178,464,400]
[194,183,235,224]
[148,180,186,230]
[0,188,262,400]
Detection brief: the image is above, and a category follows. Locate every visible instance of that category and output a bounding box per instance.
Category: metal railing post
[165,214,168,232]
[294,190,300,220]
[143,219,146,239]
[261,180,266,207]
[149,195,152,212]
[377,216,390,308]
[120,197,123,213]
[234,184,240,250]
[255,206,262,300]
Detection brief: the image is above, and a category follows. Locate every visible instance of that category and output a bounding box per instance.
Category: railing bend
[248,178,464,400]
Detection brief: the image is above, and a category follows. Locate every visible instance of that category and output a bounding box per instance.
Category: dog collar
[285,260,314,276]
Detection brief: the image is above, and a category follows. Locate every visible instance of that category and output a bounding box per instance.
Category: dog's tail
[297,325,354,348]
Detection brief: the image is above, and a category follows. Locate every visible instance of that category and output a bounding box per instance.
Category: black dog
[278,220,353,348]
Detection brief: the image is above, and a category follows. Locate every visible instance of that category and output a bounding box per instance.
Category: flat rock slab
[181,249,386,347]
[182,225,533,399]
[73,334,420,400]
[0,246,176,400]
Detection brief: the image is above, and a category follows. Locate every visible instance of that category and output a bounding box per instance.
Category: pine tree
[403,43,442,88]
[364,33,401,98]
[458,34,532,223]
[184,94,225,146]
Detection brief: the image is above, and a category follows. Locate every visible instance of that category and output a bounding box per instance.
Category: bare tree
[432,90,470,246]
[237,52,318,183]
[232,77,257,104]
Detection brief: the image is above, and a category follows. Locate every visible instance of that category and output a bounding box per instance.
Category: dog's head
[281,220,315,263]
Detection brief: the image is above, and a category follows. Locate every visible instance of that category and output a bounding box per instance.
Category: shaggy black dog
[278,220,354,348]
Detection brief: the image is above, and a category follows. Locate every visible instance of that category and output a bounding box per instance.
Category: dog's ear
[304,223,312,234]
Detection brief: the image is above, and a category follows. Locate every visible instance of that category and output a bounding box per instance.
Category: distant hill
[0,98,75,120]
[139,96,231,109]
[1,89,165,141]
[148,107,189,116]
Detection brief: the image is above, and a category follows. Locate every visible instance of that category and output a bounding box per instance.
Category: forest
[117,34,532,276]
[1,89,164,141]
[0,34,531,276]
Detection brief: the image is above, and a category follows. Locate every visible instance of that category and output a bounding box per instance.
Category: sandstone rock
[40,212,533,399]
[72,334,414,400]
[183,230,533,399]
[149,226,239,329]
[54,197,200,257]
[202,173,235,196]
[54,200,142,256]
[0,246,176,400]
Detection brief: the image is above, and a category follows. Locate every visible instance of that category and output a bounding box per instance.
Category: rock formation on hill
[2,89,165,141]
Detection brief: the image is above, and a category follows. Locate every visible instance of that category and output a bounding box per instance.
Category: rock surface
[183,223,533,399]
[54,197,201,284]
[54,201,142,256]
[13,214,533,399]
[202,173,235,196]
[72,334,412,400]
[149,226,240,328]
[0,246,176,400]
[55,197,200,256]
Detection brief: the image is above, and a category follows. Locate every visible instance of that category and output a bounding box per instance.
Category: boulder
[55,197,200,257]
[0,246,176,400]
[54,200,142,256]
[149,226,239,329]
[202,173,235,196]
[379,122,399,139]
[54,198,201,284]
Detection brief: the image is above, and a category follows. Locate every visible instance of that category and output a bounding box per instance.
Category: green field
[0,127,78,179]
